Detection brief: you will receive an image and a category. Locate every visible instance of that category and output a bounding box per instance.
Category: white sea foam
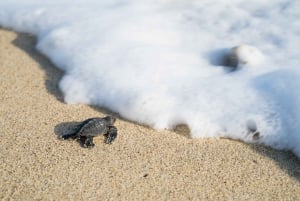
[1,0,299,157]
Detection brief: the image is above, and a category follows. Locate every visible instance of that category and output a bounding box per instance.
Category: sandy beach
[0,29,299,200]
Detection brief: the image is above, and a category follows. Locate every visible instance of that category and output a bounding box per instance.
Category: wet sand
[0,29,299,200]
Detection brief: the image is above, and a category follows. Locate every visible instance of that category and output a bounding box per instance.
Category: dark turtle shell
[77,117,111,137]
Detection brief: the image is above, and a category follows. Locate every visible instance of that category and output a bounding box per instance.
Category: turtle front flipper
[105,126,118,144]
[81,136,95,148]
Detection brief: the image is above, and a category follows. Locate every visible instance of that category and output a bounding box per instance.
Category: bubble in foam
[224,44,265,69]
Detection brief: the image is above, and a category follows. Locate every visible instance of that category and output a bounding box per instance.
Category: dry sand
[0,29,299,200]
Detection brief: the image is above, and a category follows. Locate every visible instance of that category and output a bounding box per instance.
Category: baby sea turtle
[60,116,117,148]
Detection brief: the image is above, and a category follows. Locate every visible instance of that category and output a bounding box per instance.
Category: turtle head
[105,126,118,144]
[104,115,116,125]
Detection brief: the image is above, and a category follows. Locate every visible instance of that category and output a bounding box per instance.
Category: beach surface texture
[0,29,299,200]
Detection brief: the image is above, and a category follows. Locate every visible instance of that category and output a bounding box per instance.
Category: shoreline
[1,29,299,200]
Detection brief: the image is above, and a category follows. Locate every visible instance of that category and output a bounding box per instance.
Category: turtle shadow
[54,121,91,148]
[54,121,81,138]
